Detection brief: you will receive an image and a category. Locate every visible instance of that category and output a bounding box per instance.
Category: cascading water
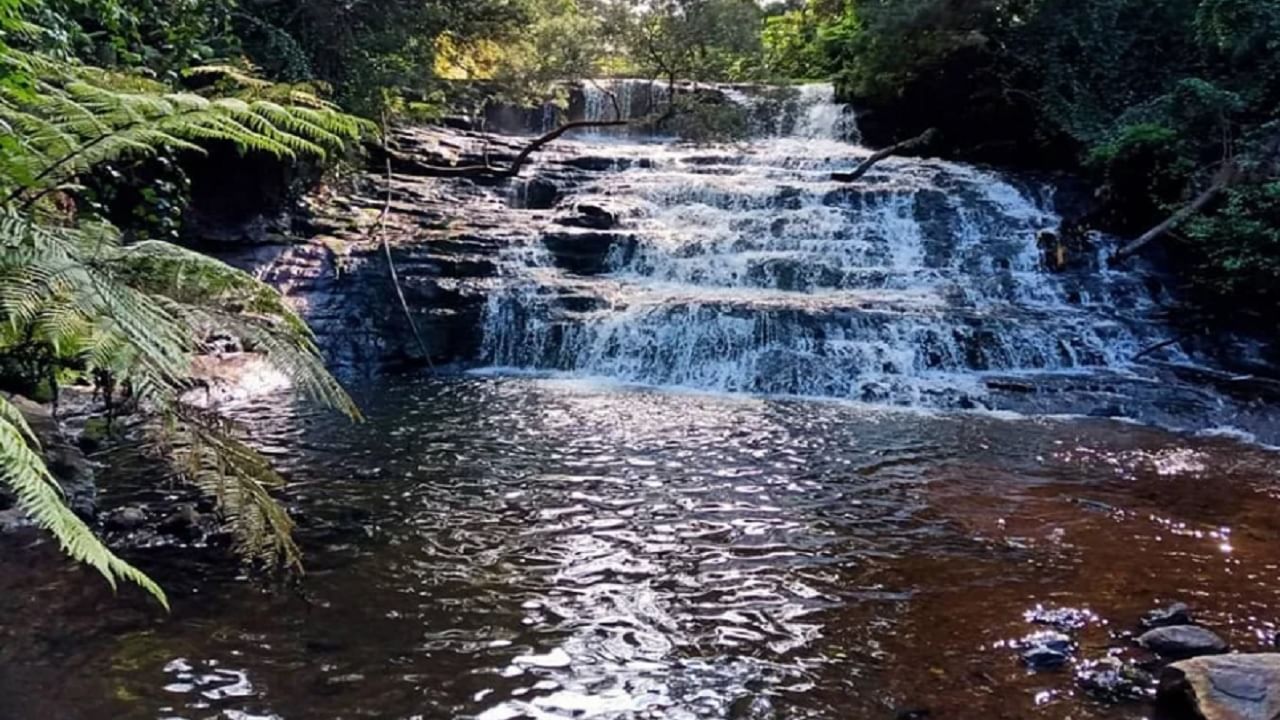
[481,84,1188,412]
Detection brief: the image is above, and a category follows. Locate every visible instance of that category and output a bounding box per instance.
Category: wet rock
[76,416,115,453]
[1020,630,1075,671]
[1024,646,1071,671]
[1158,654,1280,720]
[559,155,629,172]
[1076,657,1155,702]
[1144,602,1194,629]
[1139,626,1228,659]
[557,202,621,230]
[542,230,635,275]
[159,504,207,539]
[105,506,148,531]
[521,177,560,209]
[895,710,931,720]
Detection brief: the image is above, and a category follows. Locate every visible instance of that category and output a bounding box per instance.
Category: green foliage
[34,0,239,79]
[1,16,366,604]
[666,95,750,143]
[786,0,1280,334]
[604,0,767,84]
[761,5,826,81]
[1183,182,1280,307]
[230,0,535,117]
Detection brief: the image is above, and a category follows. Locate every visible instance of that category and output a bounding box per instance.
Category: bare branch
[831,129,937,183]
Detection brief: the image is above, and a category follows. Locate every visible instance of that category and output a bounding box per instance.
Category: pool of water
[2,374,1278,719]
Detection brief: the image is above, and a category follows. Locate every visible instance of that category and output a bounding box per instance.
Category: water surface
[2,375,1277,720]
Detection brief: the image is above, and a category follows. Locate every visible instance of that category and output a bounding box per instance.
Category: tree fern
[0,393,168,608]
[1,40,369,605]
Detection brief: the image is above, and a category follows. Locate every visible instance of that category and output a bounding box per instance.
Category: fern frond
[1,46,366,603]
[157,407,300,570]
[0,395,168,608]
[182,64,273,89]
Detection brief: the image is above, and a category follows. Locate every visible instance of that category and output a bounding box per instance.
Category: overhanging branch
[831,129,938,183]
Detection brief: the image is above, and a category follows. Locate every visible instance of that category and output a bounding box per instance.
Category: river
[0,84,1277,720]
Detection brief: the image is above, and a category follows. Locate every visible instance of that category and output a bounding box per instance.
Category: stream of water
[1,84,1277,720]
[483,83,1270,435]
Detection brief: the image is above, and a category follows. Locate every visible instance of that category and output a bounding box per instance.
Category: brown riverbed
[1,376,1277,719]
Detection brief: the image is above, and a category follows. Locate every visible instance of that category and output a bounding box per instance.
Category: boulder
[520,177,561,210]
[1020,630,1075,671]
[556,202,621,230]
[1145,603,1195,629]
[1023,646,1071,671]
[1158,654,1280,720]
[105,506,148,531]
[1140,626,1229,659]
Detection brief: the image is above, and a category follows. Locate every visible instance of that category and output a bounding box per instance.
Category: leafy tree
[789,0,1280,342]
[602,0,766,85]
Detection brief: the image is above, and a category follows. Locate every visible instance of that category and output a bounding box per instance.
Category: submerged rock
[1076,657,1155,702]
[105,506,148,531]
[1023,646,1071,671]
[1139,626,1228,659]
[1144,602,1194,629]
[1020,630,1075,671]
[1158,654,1280,720]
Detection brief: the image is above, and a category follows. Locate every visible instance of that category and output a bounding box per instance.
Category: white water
[481,84,1182,410]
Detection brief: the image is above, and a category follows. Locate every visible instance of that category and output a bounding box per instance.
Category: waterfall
[579,79,670,125]
[480,85,1179,410]
[576,80,856,141]
[792,83,859,142]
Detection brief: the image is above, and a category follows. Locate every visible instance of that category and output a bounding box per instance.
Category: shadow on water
[1,374,1278,720]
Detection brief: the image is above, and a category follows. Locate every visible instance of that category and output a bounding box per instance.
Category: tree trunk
[1108,163,1238,266]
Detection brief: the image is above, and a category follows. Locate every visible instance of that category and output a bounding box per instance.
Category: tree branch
[387,119,632,179]
[1108,163,1238,266]
[371,113,432,368]
[831,129,938,183]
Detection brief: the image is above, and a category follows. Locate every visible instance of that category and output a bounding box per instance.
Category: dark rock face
[192,125,631,374]
[183,141,307,246]
[1158,654,1280,720]
[557,202,621,230]
[518,177,561,210]
[542,230,635,275]
[1139,626,1229,659]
